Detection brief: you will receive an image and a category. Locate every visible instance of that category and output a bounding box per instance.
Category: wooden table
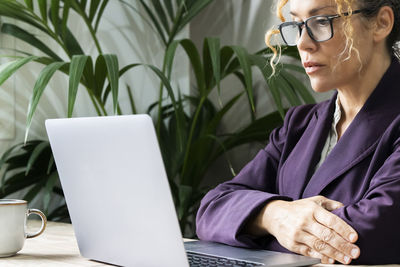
[0,221,102,266]
[1,221,398,266]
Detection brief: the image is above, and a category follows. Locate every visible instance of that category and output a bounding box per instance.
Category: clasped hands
[246,196,360,264]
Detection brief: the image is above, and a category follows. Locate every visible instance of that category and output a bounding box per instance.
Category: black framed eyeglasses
[278,10,364,46]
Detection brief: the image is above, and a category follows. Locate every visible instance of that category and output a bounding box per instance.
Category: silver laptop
[45,114,320,267]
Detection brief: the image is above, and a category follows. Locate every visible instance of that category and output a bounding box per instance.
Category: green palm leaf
[164,40,180,79]
[126,85,137,114]
[24,0,34,9]
[115,62,186,149]
[103,54,119,115]
[281,69,315,104]
[25,141,49,175]
[151,0,170,35]
[79,0,88,10]
[38,0,48,23]
[68,55,89,117]
[23,182,45,202]
[0,171,42,198]
[176,0,213,33]
[231,46,254,116]
[274,74,302,107]
[43,171,59,214]
[164,0,174,21]
[0,56,38,86]
[206,92,243,134]
[206,38,221,94]
[89,0,100,22]
[0,143,25,190]
[180,39,206,94]
[166,39,205,95]
[220,46,234,76]
[51,0,61,35]
[61,0,70,39]
[178,185,192,220]
[94,0,109,32]
[221,111,284,152]
[25,61,68,142]
[57,24,85,57]
[139,0,167,46]
[1,23,62,61]
[0,1,48,34]
[94,55,107,99]
[249,54,285,118]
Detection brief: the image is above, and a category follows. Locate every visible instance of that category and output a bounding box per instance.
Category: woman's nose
[297,27,317,52]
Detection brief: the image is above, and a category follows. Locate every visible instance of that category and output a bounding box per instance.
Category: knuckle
[299,246,311,256]
[321,228,334,242]
[315,196,324,204]
[292,230,301,240]
[288,228,297,238]
[337,241,350,252]
[306,205,316,216]
[313,239,327,252]
[298,220,308,230]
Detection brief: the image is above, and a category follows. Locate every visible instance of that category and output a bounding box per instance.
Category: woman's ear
[373,6,395,43]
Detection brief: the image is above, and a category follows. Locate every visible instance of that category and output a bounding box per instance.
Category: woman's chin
[309,79,335,93]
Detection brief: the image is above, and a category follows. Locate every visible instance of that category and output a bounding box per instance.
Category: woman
[196,0,400,264]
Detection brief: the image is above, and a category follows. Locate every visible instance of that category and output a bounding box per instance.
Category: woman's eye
[315,19,330,26]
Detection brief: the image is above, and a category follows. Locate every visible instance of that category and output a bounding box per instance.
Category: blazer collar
[302,57,400,198]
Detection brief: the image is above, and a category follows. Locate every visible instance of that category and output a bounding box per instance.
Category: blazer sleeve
[196,108,296,248]
[332,138,400,264]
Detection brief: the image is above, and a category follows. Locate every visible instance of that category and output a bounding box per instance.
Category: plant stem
[86,88,106,116]
[166,2,185,47]
[71,1,103,55]
[28,10,71,59]
[156,52,168,138]
[97,96,108,116]
[156,1,187,138]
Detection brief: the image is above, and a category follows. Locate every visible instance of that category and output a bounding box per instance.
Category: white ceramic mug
[0,199,47,257]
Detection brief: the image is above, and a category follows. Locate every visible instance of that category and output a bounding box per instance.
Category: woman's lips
[303,62,325,74]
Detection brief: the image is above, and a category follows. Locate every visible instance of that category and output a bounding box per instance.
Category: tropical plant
[0,0,121,221]
[0,0,314,236]
[156,38,316,235]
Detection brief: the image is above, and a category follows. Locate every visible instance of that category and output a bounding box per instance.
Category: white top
[314,96,342,171]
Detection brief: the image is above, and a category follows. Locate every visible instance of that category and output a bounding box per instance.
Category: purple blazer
[196,58,400,264]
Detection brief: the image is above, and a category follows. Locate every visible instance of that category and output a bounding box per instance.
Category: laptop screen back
[46,115,189,267]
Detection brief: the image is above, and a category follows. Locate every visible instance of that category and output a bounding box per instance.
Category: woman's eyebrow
[290,5,336,17]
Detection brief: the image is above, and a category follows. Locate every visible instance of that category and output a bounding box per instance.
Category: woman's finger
[296,229,353,264]
[313,205,358,243]
[291,242,333,264]
[305,221,359,259]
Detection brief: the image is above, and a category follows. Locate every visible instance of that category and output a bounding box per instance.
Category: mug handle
[26,209,47,239]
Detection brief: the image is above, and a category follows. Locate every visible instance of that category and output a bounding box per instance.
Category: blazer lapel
[303,58,400,198]
[280,97,335,199]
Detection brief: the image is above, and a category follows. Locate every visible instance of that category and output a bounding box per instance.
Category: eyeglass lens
[281,16,333,45]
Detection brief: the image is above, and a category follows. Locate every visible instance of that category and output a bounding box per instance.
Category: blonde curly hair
[266,0,400,74]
